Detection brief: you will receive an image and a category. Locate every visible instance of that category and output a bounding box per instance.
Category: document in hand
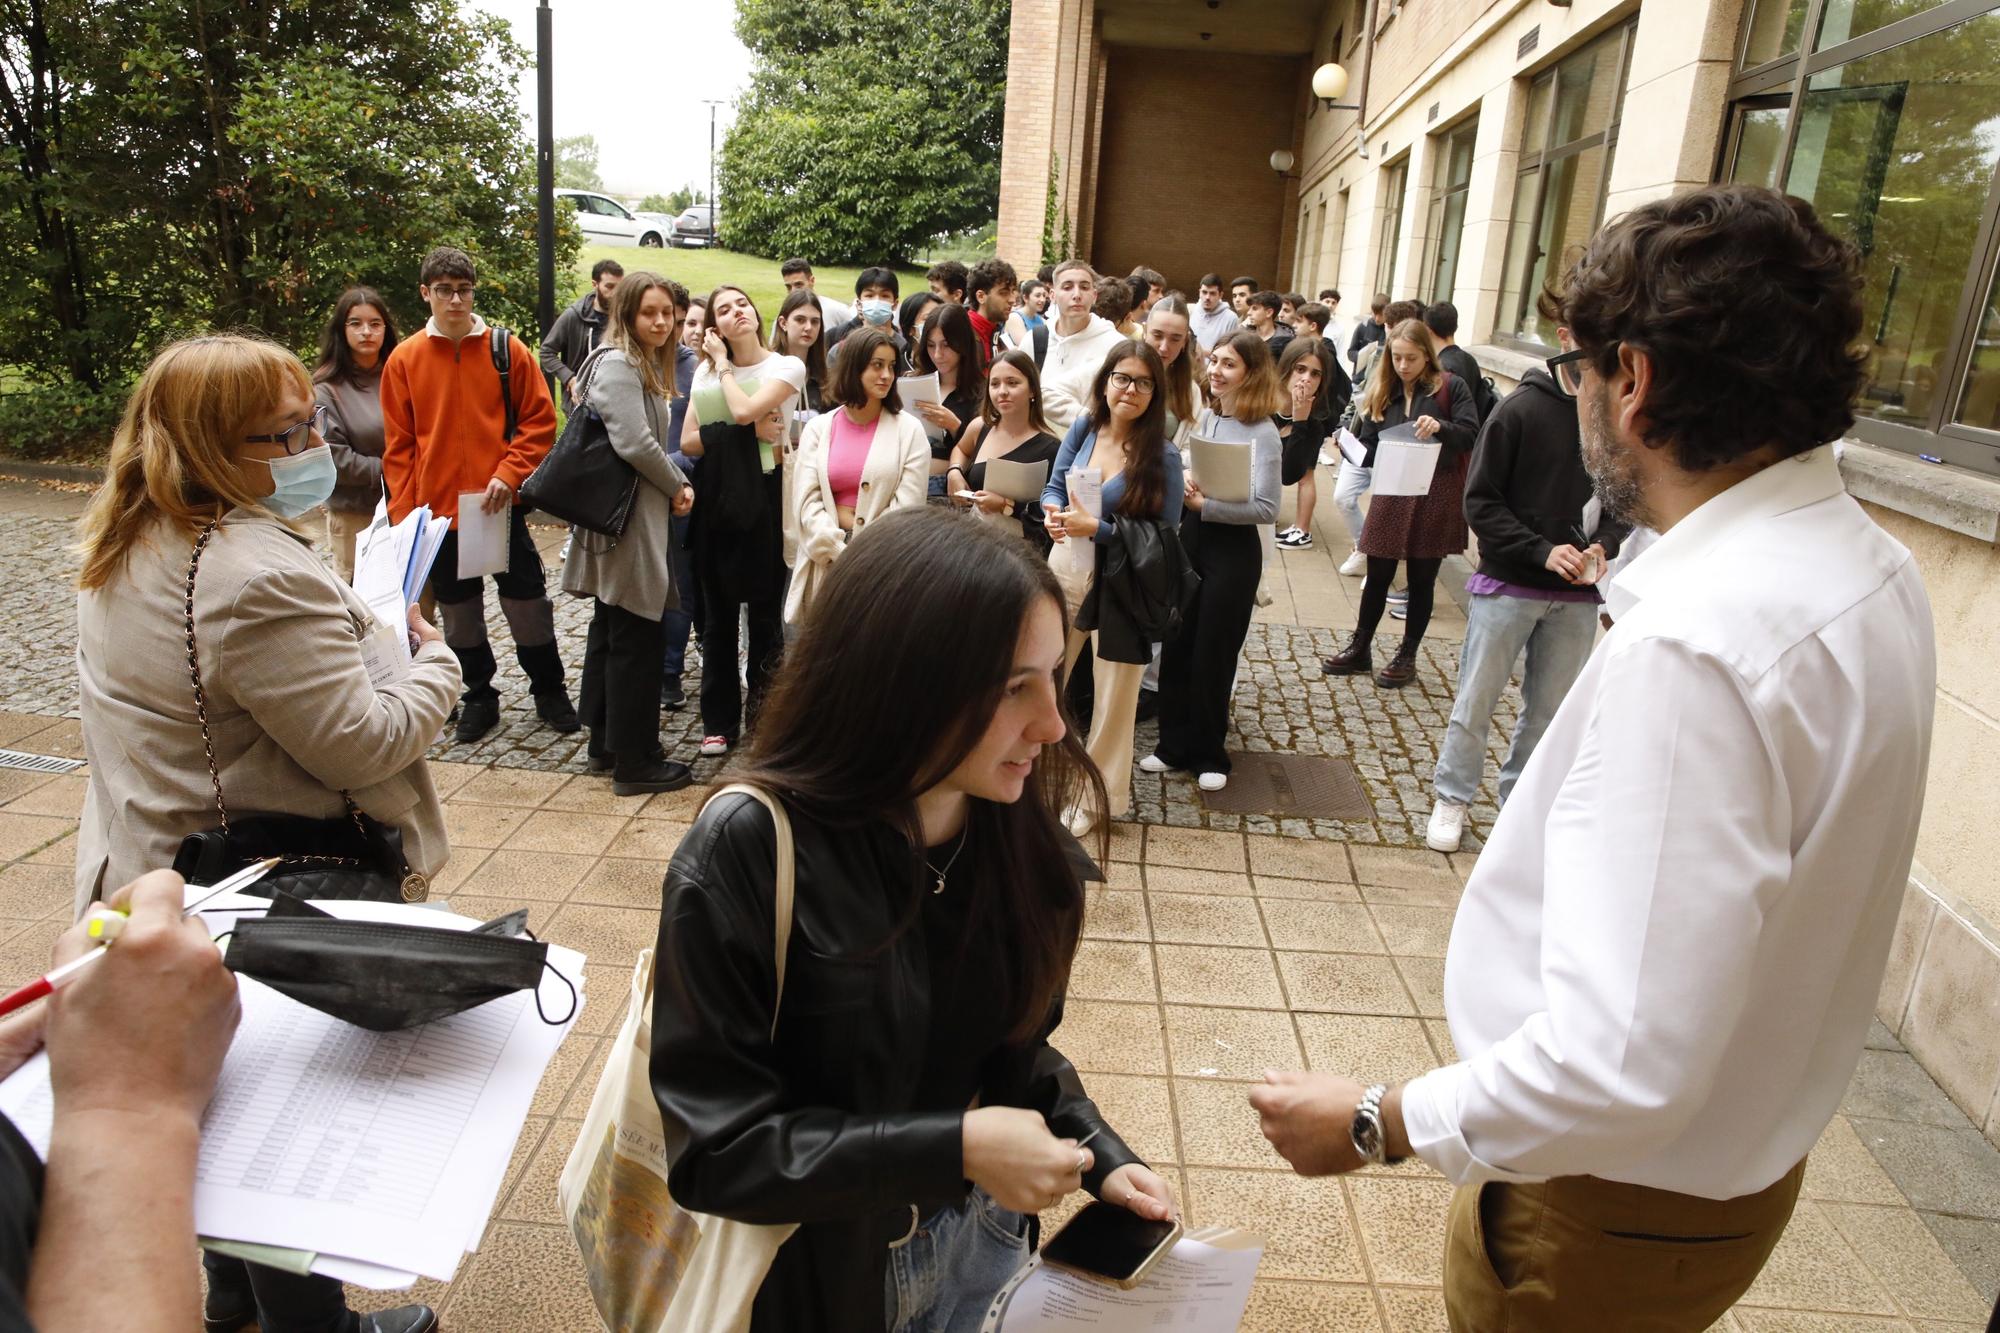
[1188,436,1253,504]
[984,457,1050,504]
[454,494,509,580]
[1371,423,1442,497]
[899,371,946,441]
[981,1227,1262,1331]
[0,893,587,1287]
[1335,425,1368,468]
[353,504,450,678]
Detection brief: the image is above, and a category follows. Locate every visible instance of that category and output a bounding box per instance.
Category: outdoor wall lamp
[1270,149,1297,177]
[1313,62,1361,112]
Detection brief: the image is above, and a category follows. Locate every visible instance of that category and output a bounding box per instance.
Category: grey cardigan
[1189,408,1281,526]
[559,348,689,620]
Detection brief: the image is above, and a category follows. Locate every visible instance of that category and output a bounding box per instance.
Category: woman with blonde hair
[73,333,453,1333]
[560,272,697,795]
[1323,317,1480,687]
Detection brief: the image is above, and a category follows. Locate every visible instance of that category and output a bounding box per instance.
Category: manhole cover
[0,750,83,775]
[1199,752,1372,821]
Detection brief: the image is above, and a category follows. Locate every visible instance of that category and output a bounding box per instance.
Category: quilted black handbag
[518,348,639,538]
[168,521,427,904]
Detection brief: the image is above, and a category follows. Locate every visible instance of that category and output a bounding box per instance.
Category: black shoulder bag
[518,347,639,538]
[169,522,428,903]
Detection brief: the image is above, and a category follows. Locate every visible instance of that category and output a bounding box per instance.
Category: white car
[556,189,668,248]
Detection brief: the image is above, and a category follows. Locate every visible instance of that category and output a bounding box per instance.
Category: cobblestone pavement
[5,474,1996,1329]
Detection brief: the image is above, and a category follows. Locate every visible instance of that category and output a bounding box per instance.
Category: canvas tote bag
[559,783,799,1332]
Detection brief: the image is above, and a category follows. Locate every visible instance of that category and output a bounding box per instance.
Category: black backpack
[490,326,518,442]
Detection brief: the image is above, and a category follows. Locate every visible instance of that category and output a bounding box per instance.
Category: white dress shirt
[1401,446,1935,1200]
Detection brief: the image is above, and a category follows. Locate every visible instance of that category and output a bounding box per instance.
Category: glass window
[1520,144,1614,345]
[1955,254,2000,431]
[1815,0,1954,50]
[1495,171,1543,343]
[1376,160,1408,296]
[1727,104,1790,189]
[1786,11,2000,428]
[1422,119,1480,304]
[1741,0,1810,66]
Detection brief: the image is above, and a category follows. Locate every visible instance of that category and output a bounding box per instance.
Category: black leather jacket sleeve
[650,798,967,1226]
[993,992,1142,1195]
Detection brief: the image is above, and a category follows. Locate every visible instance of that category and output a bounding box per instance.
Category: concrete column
[1397,133,1440,301]
[1456,82,1528,345]
[1603,0,1745,220]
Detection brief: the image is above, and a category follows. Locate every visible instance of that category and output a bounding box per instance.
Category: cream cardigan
[784,406,930,622]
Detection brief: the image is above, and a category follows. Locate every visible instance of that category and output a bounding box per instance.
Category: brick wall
[1088,45,1304,294]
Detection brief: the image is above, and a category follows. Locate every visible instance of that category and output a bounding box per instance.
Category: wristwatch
[1349,1083,1405,1166]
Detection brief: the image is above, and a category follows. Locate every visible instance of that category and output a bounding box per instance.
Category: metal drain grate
[0,750,84,775]
[1199,752,1373,821]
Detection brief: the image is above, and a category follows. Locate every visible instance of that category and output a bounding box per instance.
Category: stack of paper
[352,503,451,679]
[1371,423,1442,497]
[982,1227,1263,1331]
[1188,436,1252,503]
[900,371,947,442]
[0,894,586,1288]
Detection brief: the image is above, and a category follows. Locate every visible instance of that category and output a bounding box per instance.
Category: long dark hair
[915,301,986,401]
[981,349,1052,436]
[731,508,1105,1041]
[770,288,829,398]
[312,287,399,385]
[1085,339,1171,520]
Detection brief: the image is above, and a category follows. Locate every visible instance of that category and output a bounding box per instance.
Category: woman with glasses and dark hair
[311,286,400,581]
[72,334,456,1333]
[1143,330,1282,792]
[912,302,986,500]
[651,507,1176,1333]
[1040,341,1183,836]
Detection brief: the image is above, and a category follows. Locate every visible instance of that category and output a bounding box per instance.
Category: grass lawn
[576,243,925,324]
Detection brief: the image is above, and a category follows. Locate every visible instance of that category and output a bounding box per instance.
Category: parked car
[556,189,668,248]
[669,205,717,249]
[634,211,679,244]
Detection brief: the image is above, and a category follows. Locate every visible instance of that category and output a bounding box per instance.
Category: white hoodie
[1039,314,1126,435]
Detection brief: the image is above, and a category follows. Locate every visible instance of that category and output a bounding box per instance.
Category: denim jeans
[884,1188,1034,1333]
[1332,460,1371,548]
[1433,593,1599,809]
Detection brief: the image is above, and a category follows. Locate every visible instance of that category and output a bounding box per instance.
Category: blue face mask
[256,443,338,519]
[859,299,894,327]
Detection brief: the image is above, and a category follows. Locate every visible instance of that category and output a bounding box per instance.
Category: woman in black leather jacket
[650,507,1178,1332]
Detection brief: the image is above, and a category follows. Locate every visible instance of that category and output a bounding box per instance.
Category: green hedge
[0,380,130,461]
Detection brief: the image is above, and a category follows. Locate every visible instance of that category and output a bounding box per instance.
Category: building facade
[1001,0,2000,1151]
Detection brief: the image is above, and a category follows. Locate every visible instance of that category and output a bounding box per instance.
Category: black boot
[1375,646,1419,688]
[1322,635,1374,676]
[454,695,500,743]
[535,688,581,733]
[612,758,694,797]
[357,1306,439,1333]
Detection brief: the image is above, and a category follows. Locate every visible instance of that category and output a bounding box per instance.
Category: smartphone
[1041,1202,1182,1290]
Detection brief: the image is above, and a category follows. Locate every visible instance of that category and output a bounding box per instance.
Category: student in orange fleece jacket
[381,245,578,744]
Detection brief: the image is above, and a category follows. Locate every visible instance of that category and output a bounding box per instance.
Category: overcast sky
[467,0,751,199]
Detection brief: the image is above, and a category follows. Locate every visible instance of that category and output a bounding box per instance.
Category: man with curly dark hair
[1253,185,1937,1331]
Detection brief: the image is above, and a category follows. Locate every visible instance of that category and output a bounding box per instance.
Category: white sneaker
[699,734,730,757]
[1426,800,1467,853]
[1197,772,1228,792]
[1318,448,1337,467]
[1338,551,1367,577]
[1066,806,1099,838]
[1138,754,1169,774]
[1255,586,1274,608]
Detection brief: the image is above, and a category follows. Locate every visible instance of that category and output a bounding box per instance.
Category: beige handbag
[558,783,799,1333]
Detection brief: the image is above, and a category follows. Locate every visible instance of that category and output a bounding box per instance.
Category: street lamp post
[702,99,726,241]
[536,1,555,344]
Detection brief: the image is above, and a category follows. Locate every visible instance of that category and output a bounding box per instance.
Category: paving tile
[1866,1019,1906,1054]
[1423,1019,1459,1065]
[0,862,74,919]
[450,766,571,808]
[441,800,534,850]
[21,719,83,759]
[1803,1117,1909,1206]
[1850,1116,2000,1219]
[1081,887,1149,941]
[1240,1279,1386,1331]
[0,713,60,749]
[1174,1076,1288,1169]
[1145,825,1247,873]
[0,771,51,810]
[1164,1004,1305,1080]
[1246,834,1353,883]
[1094,859,1142,891]
[1394,956,1447,1019]
[426,846,492,897]
[1295,1014,1442,1084]
[1349,845,1460,892]
[574,965,630,1036]
[1252,873,1364,902]
[556,1035,616,1118]
[540,904,658,971]
[636,783,708,822]
[1914,1210,2000,1306]
[497,1117,581,1227]
[568,855,667,911]
[1822,1202,1989,1322]
[24,831,74,866]
[502,809,630,857]
[1731,1313,1915,1331]
[1081,1073,1177,1163]
[1901,917,2000,1129]
[528,1032,606,1118]
[1143,863,1255,897]
[601,817,692,863]
[1378,1286,1450,1333]
[1147,892,1268,947]
[1347,1176,1454,1285]
[422,760,486,800]
[1055,998,1167,1075]
[1,773,83,819]
[1105,820,1143,863]
[1260,899,1385,953]
[457,849,595,901]
[1278,952,1416,1016]
[1357,882,1462,909]
[1367,904,1455,958]
[1067,939,1158,1003]
[440,1220,605,1332]
[1154,943,1285,1008]
[440,893,566,933]
[539,774,654,816]
[0,811,73,863]
[1181,1168,1369,1281]
[1842,1051,1973,1128]
[1739,1201,1900,1315]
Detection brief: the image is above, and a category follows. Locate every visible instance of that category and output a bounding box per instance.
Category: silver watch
[1350,1083,1394,1166]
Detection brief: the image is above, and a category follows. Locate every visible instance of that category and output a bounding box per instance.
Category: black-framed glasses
[244,404,329,455]
[1546,349,1588,399]
[1108,371,1155,395]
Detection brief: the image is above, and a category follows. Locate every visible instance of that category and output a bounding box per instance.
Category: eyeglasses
[428,284,477,303]
[1545,348,1588,399]
[245,404,329,455]
[1108,371,1155,395]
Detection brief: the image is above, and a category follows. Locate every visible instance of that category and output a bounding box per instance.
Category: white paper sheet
[1335,426,1367,468]
[358,622,410,687]
[984,457,1050,504]
[1189,436,1252,504]
[1371,424,1441,497]
[1066,466,1102,518]
[899,371,946,442]
[454,495,508,580]
[985,1230,1262,1331]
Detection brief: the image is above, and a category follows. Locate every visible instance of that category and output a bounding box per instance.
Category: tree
[719,0,1008,262]
[638,193,671,213]
[554,133,603,191]
[0,0,580,397]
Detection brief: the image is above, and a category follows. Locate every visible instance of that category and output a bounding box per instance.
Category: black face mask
[220,894,575,1032]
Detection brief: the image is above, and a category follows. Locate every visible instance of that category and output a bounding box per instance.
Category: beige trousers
[1064,628,1145,820]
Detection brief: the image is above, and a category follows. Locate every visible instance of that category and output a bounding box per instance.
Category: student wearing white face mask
[1038,261,1125,435]
[825,266,903,362]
